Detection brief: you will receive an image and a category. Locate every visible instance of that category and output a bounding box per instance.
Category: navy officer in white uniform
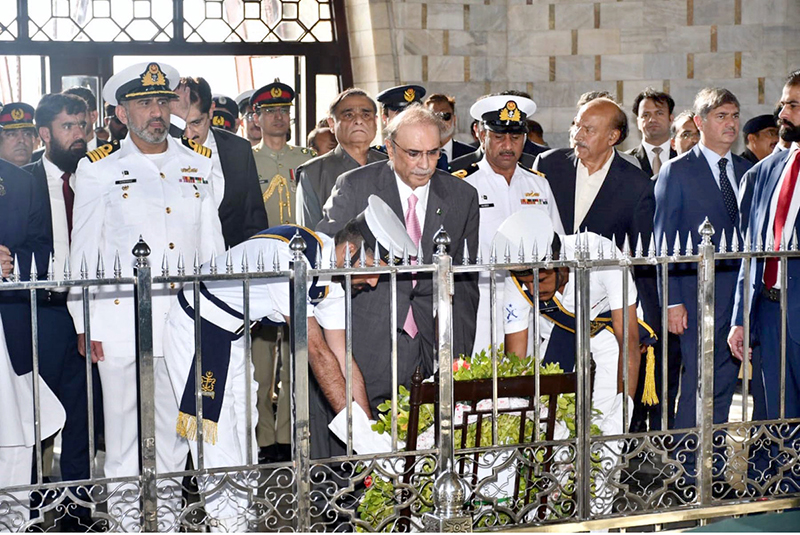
[156,196,412,531]
[68,61,225,530]
[454,95,563,357]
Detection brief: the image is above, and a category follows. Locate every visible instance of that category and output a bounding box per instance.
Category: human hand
[667,304,688,335]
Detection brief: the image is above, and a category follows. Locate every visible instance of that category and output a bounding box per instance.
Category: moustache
[70,141,87,151]
[780,118,796,129]
[499,151,516,157]
[149,119,167,128]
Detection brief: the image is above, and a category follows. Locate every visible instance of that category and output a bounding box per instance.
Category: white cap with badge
[354,195,418,264]
[493,208,554,263]
[470,94,537,134]
[102,62,180,106]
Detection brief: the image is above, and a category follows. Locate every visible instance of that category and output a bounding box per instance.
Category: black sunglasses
[434,112,453,121]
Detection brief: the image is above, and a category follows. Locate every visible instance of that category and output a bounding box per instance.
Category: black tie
[718,158,738,224]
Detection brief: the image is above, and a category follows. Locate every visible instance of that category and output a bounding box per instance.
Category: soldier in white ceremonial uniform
[157,196,407,530]
[453,95,564,357]
[67,61,225,530]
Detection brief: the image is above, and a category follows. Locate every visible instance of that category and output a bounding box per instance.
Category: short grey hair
[670,110,695,138]
[328,87,377,118]
[383,103,445,143]
[693,88,739,120]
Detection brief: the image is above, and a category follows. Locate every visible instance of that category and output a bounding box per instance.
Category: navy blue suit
[23,159,91,484]
[654,144,753,429]
[733,149,800,421]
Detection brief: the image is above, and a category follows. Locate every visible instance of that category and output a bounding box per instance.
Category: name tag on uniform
[479,203,495,209]
[180,176,208,184]
[115,178,137,185]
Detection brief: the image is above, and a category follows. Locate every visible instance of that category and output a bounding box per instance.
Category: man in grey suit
[295,88,387,229]
[317,104,480,419]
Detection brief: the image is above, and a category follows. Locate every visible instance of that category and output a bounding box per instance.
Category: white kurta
[462,158,564,357]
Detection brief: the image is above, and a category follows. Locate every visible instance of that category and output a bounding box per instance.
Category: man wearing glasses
[424,93,473,166]
[317,104,479,417]
[251,80,316,226]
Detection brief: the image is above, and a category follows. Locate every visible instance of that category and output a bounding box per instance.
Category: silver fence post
[574,232,592,519]
[423,227,472,532]
[696,219,716,505]
[289,233,311,532]
[133,238,158,532]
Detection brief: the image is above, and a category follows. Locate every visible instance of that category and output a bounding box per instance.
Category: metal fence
[1,219,799,532]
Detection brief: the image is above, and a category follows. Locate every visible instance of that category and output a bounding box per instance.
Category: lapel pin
[436,208,442,215]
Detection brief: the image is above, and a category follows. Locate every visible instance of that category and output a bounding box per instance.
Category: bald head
[572,98,628,172]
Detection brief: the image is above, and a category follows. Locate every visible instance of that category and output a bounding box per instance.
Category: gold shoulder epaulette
[182,137,212,158]
[531,168,546,178]
[452,169,468,179]
[84,141,120,163]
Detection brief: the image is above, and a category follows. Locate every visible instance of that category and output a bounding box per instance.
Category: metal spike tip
[756,230,764,253]
[29,253,38,280]
[597,238,604,260]
[462,239,470,266]
[257,249,266,272]
[622,234,631,257]
[718,228,727,253]
[209,251,218,272]
[647,232,656,258]
[531,241,539,263]
[329,245,336,269]
[161,251,169,276]
[660,233,669,258]
[241,251,249,273]
[503,242,511,264]
[685,232,693,256]
[743,227,751,253]
[96,250,105,278]
[731,230,740,253]
[80,253,88,279]
[114,250,122,278]
[402,244,409,266]
[475,245,483,265]
[11,254,20,282]
[63,256,71,281]
[359,241,366,268]
[272,249,280,272]
[779,228,787,251]
[225,248,233,274]
[544,238,553,263]
[193,250,201,274]
[344,242,351,268]
[177,251,185,276]
[792,228,799,252]
[489,241,497,264]
[316,244,323,270]
[47,252,55,282]
[372,240,380,267]
[673,231,681,257]
[517,238,525,263]
[389,243,395,266]
[634,233,643,258]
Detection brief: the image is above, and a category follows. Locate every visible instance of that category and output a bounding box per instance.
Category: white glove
[328,404,394,455]
[598,393,634,437]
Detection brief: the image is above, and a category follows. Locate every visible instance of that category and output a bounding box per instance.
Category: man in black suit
[628,88,677,178]
[170,77,268,248]
[740,114,779,164]
[533,97,659,429]
[22,94,94,528]
[317,104,480,425]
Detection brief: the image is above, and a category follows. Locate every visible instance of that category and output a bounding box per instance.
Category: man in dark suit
[423,93,474,165]
[740,114,779,164]
[655,88,753,432]
[170,76,268,248]
[23,93,94,528]
[629,88,677,178]
[730,71,800,423]
[317,104,480,423]
[533,97,659,428]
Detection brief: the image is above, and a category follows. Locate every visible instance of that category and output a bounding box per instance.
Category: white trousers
[157,308,258,531]
[0,446,34,530]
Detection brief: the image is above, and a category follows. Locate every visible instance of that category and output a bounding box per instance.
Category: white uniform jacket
[68,135,225,356]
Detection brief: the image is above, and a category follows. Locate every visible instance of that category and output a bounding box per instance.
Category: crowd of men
[1,58,800,529]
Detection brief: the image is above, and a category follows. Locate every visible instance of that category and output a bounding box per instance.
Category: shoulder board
[373,144,388,154]
[84,141,121,163]
[531,168,546,178]
[451,163,479,179]
[300,147,317,156]
[182,137,212,158]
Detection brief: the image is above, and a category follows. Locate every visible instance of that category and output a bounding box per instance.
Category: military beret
[743,114,777,137]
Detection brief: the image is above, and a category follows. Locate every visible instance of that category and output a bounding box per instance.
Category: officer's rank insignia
[531,168,546,178]
[10,108,24,120]
[181,166,198,173]
[182,136,212,158]
[85,141,120,163]
[499,100,519,122]
[142,62,166,87]
[212,115,225,127]
[180,175,208,184]
[404,88,415,102]
[270,86,283,98]
[200,371,216,399]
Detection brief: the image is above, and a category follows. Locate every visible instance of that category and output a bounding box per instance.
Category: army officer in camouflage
[250,80,316,225]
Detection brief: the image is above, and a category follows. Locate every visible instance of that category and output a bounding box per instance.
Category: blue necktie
[718,158,738,224]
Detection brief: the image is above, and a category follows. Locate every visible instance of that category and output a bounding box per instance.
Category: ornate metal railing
[1,219,799,532]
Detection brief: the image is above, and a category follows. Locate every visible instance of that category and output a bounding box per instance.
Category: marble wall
[344,0,800,151]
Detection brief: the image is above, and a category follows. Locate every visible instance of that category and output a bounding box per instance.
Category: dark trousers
[748,295,800,492]
[630,333,682,431]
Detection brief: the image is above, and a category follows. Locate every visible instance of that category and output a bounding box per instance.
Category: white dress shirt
[441,139,454,163]
[203,130,225,209]
[42,155,74,283]
[698,142,738,196]
[641,139,672,170]
[765,143,800,289]
[574,150,615,230]
[394,173,429,249]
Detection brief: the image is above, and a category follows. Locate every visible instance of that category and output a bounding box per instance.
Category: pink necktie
[403,193,421,338]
